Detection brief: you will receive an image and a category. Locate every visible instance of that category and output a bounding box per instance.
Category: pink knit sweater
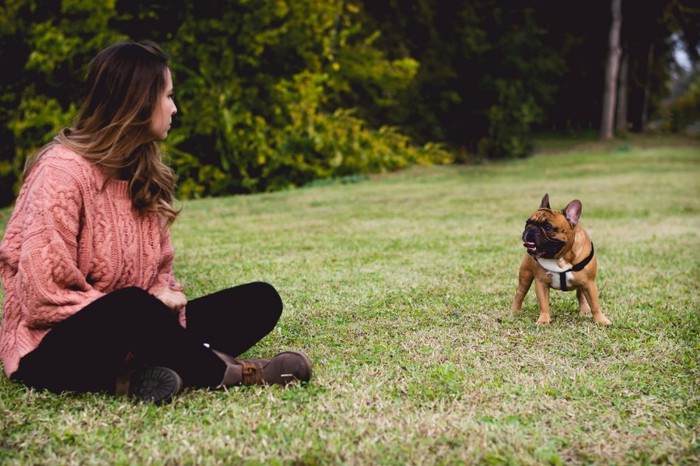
[0,145,182,376]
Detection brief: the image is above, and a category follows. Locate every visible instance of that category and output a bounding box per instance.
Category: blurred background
[0,0,698,205]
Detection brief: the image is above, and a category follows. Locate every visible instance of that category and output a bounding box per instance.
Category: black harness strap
[559,243,594,291]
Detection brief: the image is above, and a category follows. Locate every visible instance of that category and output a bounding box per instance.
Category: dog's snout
[523,226,537,243]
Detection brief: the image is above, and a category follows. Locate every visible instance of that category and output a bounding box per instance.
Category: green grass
[1,135,698,465]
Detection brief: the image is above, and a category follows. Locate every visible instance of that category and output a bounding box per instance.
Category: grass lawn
[0,135,698,465]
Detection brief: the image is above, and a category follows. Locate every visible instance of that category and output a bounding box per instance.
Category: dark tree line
[357,0,699,152]
[0,0,698,206]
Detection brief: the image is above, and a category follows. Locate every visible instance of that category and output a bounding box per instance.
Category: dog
[511,193,611,325]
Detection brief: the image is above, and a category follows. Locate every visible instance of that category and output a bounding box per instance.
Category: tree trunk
[642,43,654,131]
[616,51,629,134]
[600,0,622,140]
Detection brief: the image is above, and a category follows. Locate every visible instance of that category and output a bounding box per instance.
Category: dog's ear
[563,200,582,226]
[539,193,551,209]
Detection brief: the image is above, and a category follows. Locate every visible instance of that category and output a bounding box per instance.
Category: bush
[478,80,540,159]
[668,72,700,134]
[1,0,453,204]
[169,71,452,197]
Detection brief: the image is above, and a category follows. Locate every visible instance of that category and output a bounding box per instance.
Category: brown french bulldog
[511,194,611,325]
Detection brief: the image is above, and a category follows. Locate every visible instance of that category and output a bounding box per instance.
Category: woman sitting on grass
[0,41,311,404]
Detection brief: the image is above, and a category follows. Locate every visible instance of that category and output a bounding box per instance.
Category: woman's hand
[152,287,187,313]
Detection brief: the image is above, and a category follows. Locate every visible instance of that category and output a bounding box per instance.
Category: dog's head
[521,193,581,259]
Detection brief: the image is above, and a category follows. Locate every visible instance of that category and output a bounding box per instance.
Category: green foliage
[0,0,451,204]
[479,80,541,159]
[476,7,559,159]
[6,91,76,191]
[666,72,700,134]
[265,71,451,190]
[0,0,124,203]
[162,0,450,197]
[359,1,563,159]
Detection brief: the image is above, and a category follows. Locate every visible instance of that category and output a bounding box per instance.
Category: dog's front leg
[576,288,592,317]
[534,279,551,324]
[580,282,611,325]
[511,261,534,313]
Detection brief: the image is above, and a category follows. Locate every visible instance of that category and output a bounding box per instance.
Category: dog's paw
[536,316,551,325]
[594,314,612,326]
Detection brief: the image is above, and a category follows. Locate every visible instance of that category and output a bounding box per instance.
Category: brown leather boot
[116,366,183,405]
[214,350,312,386]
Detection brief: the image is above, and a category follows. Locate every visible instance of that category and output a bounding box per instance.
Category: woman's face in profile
[150,68,177,141]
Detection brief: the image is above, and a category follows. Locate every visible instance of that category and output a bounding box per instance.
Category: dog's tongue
[523,241,537,252]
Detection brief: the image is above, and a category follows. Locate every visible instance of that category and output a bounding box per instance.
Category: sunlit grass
[0,135,698,464]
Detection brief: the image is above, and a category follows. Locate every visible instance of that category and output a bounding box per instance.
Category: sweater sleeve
[14,163,105,329]
[147,226,187,327]
[147,226,181,294]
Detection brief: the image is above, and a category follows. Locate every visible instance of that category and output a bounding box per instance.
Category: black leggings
[11,282,282,394]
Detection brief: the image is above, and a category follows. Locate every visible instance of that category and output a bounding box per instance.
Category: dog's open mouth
[523,242,537,254]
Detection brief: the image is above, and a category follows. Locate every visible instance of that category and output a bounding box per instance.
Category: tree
[160,0,449,196]
[0,0,124,205]
[360,0,564,158]
[616,51,629,134]
[600,0,622,140]
[0,0,450,204]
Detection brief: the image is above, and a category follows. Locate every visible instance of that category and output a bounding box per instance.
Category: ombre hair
[25,41,179,223]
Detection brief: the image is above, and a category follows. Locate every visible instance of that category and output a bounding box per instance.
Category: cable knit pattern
[0,145,181,376]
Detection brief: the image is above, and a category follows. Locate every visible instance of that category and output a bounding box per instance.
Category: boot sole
[129,366,183,405]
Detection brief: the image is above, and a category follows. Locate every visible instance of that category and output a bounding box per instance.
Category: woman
[0,41,311,404]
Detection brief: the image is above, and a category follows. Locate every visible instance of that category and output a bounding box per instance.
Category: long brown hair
[25,41,179,223]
